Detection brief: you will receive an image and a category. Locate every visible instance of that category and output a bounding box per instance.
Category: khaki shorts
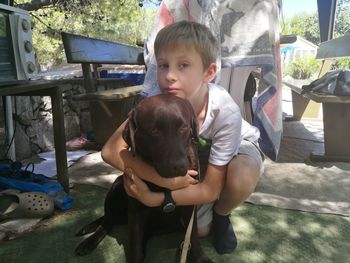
[196,139,264,229]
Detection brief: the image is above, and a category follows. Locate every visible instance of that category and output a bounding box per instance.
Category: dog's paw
[75,222,101,236]
[75,227,92,236]
[75,238,98,256]
[75,217,104,236]
[75,226,107,256]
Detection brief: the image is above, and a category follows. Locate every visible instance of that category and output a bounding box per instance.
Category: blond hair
[154,21,219,69]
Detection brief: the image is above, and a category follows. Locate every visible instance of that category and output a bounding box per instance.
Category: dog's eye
[178,124,189,134]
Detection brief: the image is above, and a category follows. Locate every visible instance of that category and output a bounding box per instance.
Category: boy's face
[156,45,216,101]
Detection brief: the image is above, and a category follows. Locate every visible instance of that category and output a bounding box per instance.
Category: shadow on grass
[0,184,349,263]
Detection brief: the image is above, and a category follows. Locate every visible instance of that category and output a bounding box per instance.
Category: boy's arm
[124,162,226,207]
[172,163,226,204]
[101,120,197,189]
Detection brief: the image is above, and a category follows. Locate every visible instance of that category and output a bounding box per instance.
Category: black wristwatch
[162,190,176,213]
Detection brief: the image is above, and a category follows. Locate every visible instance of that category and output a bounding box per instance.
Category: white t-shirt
[199,83,260,166]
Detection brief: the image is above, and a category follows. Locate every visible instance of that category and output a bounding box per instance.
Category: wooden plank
[0,79,80,96]
[303,92,350,104]
[316,34,350,59]
[323,103,350,156]
[72,85,143,101]
[310,102,350,162]
[289,90,310,121]
[49,87,69,193]
[282,79,309,94]
[61,32,144,65]
[82,63,95,92]
[283,79,350,103]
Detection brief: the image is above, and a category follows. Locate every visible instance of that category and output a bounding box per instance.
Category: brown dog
[75,94,213,263]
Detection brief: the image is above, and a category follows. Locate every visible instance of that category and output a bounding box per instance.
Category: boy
[101,21,264,254]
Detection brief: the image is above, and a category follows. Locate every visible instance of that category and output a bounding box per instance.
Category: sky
[282,0,318,18]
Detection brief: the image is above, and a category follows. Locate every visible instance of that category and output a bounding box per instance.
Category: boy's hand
[124,168,159,207]
[124,168,198,204]
[164,170,199,190]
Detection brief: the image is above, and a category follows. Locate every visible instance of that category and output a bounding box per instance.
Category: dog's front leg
[127,199,150,263]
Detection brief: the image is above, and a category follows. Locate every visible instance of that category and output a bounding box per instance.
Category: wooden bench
[61,32,145,144]
[283,34,350,162]
[61,32,144,92]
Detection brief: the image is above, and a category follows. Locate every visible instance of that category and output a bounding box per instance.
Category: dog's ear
[189,104,199,144]
[191,117,199,143]
[187,141,200,176]
[188,114,200,177]
[122,109,137,155]
[187,102,200,175]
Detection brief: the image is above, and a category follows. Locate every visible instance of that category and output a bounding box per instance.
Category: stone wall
[12,82,91,160]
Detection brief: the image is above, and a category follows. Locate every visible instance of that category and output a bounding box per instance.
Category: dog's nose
[171,160,188,177]
[155,158,188,178]
[155,162,187,178]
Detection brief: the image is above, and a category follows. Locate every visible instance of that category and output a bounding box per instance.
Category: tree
[334,0,350,38]
[281,0,350,77]
[333,0,350,69]
[15,0,161,11]
[281,0,350,45]
[282,13,320,45]
[13,0,159,68]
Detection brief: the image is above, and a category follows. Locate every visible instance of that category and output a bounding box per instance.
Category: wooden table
[73,84,143,145]
[283,80,350,162]
[0,79,78,192]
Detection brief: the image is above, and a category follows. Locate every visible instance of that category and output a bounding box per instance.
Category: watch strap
[163,189,175,213]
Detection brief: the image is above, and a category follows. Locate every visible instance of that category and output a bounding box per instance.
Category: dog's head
[123,94,199,178]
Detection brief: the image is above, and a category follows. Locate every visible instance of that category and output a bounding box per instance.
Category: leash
[180,207,195,263]
[179,142,200,263]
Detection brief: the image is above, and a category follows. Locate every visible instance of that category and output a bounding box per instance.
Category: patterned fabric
[142,0,282,160]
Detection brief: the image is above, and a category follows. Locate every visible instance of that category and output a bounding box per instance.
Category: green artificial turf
[1,184,349,263]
